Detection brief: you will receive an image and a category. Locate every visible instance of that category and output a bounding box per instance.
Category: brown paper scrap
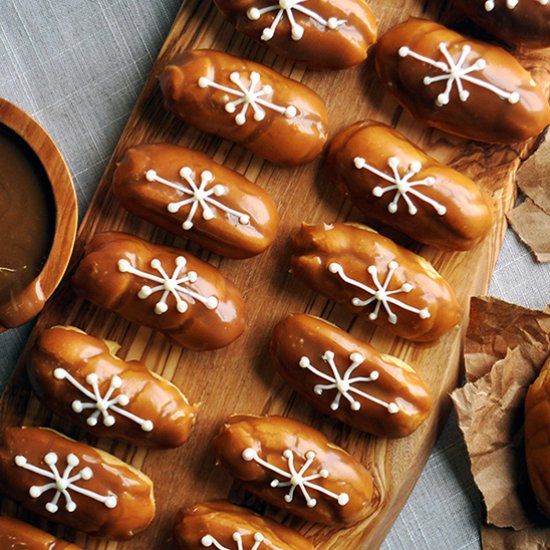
[517,136,550,216]
[452,296,550,548]
[507,199,550,263]
[464,296,550,382]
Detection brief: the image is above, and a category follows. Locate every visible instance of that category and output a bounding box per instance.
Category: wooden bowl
[0,100,77,331]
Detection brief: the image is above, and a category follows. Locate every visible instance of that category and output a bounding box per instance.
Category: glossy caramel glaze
[453,0,550,47]
[270,314,432,437]
[113,144,279,259]
[375,18,550,144]
[214,0,378,69]
[212,414,377,525]
[72,232,246,351]
[0,427,155,539]
[326,120,494,251]
[28,326,197,448]
[174,500,314,550]
[525,355,550,519]
[291,223,462,342]
[0,516,82,550]
[159,49,329,165]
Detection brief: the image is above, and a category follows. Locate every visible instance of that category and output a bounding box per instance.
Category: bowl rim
[0,99,78,331]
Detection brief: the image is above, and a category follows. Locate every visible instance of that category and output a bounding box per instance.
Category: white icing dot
[388,403,400,414]
[338,493,350,506]
[145,170,157,182]
[242,448,256,461]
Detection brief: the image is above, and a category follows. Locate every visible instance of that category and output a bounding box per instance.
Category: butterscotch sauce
[0,124,55,306]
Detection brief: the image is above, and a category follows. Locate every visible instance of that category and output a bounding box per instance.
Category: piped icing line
[328,261,431,324]
[201,532,265,550]
[144,168,250,230]
[485,0,548,11]
[241,447,350,508]
[53,368,154,432]
[118,256,219,315]
[198,71,297,126]
[398,42,521,107]
[246,0,346,42]
[14,452,118,513]
[299,351,400,414]
[354,156,447,216]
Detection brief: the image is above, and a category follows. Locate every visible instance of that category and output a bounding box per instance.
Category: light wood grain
[1,1,549,548]
[0,99,77,331]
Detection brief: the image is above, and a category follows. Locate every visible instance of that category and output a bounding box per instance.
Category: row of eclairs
[2,1,550,548]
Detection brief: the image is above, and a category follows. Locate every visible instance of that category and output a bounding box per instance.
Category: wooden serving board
[1,1,549,548]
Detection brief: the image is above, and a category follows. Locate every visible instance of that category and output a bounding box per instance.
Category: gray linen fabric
[1,1,548,548]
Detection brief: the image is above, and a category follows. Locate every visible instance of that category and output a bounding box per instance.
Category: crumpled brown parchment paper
[451,296,550,549]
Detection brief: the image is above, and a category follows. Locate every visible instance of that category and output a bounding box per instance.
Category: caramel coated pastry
[28,326,197,448]
[113,144,279,259]
[0,516,82,550]
[271,314,432,437]
[327,120,494,251]
[0,427,155,539]
[159,49,329,165]
[453,0,550,48]
[375,18,550,144]
[72,232,246,351]
[214,0,378,69]
[291,223,462,342]
[213,415,377,525]
[525,355,550,519]
[175,500,314,550]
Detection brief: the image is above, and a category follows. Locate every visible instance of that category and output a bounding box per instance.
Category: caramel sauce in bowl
[0,100,77,330]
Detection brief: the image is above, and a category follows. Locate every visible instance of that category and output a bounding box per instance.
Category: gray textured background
[0,1,548,548]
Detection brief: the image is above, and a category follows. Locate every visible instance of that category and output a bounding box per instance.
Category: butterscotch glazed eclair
[453,0,550,48]
[291,223,462,342]
[28,326,197,448]
[326,120,494,251]
[113,144,279,259]
[212,415,377,525]
[0,427,155,539]
[72,232,246,351]
[0,516,82,549]
[525,355,550,519]
[271,314,432,437]
[375,18,550,144]
[214,0,378,69]
[174,500,314,550]
[159,49,329,165]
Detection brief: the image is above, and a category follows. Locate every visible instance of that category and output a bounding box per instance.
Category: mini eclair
[453,0,550,48]
[213,414,377,525]
[159,49,329,165]
[113,144,279,259]
[28,326,197,448]
[72,232,246,351]
[0,427,155,539]
[175,500,314,550]
[214,0,378,69]
[291,223,462,342]
[0,516,82,550]
[327,120,494,251]
[376,18,550,143]
[271,314,432,437]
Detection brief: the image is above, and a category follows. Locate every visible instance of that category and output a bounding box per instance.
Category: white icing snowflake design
[53,368,154,432]
[246,0,346,42]
[354,156,447,216]
[328,260,431,325]
[14,452,118,513]
[241,447,349,508]
[201,532,265,550]
[485,0,548,11]
[118,256,218,315]
[145,167,250,231]
[398,42,521,107]
[198,71,297,126]
[299,351,400,414]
